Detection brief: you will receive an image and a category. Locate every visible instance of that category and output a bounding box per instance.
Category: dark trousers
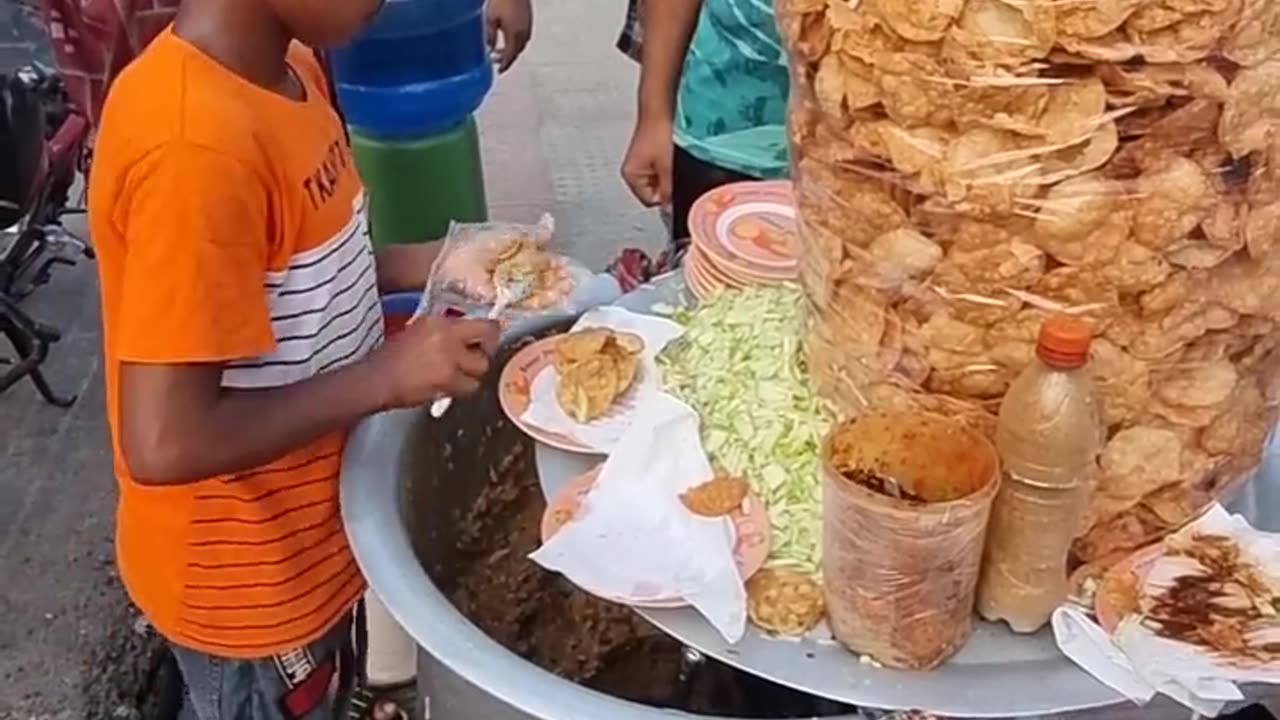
[671,145,756,243]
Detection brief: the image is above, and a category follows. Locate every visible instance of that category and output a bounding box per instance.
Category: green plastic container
[350,116,488,246]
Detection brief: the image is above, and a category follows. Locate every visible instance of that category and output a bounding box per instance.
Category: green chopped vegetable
[658,284,833,574]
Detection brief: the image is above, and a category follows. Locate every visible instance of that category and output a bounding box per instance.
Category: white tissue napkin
[1053,505,1280,717]
[1053,606,1244,716]
[529,392,747,643]
[521,306,684,453]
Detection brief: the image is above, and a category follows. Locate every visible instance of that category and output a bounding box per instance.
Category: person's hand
[369,316,500,409]
[621,116,674,207]
[485,0,533,73]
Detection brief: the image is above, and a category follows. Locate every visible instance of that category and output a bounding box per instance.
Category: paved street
[478,0,664,267]
[0,1,656,717]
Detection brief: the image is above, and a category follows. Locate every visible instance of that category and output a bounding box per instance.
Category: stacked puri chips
[777,0,1280,578]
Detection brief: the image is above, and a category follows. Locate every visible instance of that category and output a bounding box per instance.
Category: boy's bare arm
[374,241,443,293]
[637,0,703,124]
[119,316,499,485]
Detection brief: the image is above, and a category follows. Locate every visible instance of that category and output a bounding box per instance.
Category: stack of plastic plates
[683,180,799,299]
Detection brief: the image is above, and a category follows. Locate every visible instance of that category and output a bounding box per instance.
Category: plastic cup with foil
[821,410,1000,670]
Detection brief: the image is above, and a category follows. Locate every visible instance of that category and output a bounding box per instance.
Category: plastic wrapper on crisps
[778,0,1280,581]
[418,214,595,325]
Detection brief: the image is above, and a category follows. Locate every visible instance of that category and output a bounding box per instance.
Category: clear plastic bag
[778,0,1280,584]
[821,411,999,670]
[416,214,596,325]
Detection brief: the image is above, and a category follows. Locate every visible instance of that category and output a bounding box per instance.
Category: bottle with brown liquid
[977,315,1102,632]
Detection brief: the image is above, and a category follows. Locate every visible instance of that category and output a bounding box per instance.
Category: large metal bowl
[341,279,1280,720]
[340,306,869,720]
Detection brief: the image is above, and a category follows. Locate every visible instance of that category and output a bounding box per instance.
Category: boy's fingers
[485,16,499,49]
[656,164,673,205]
[504,30,530,71]
[498,39,517,72]
[447,373,483,397]
[643,175,664,206]
[623,166,660,206]
[454,347,491,378]
[451,318,501,354]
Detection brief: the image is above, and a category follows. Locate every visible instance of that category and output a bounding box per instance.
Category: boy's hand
[486,0,533,73]
[622,116,674,207]
[371,316,501,409]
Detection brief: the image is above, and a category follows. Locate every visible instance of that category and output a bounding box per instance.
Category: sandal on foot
[347,681,415,720]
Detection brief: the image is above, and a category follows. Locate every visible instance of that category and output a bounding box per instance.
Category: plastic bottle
[977,315,1102,633]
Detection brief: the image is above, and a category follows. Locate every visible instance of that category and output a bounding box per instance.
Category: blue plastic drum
[330,0,494,139]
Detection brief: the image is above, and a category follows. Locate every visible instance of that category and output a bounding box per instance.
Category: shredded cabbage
[658,284,833,574]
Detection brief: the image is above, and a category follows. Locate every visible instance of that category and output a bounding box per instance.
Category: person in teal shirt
[619,0,790,247]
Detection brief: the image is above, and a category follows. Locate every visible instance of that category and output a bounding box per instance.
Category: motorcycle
[0,62,93,407]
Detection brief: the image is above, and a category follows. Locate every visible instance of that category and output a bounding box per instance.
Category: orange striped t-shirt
[88,29,377,658]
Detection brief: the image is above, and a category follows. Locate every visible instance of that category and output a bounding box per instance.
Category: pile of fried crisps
[489,233,576,310]
[680,473,751,517]
[554,329,646,422]
[779,0,1280,576]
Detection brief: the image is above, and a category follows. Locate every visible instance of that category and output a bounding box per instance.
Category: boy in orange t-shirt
[87,0,500,717]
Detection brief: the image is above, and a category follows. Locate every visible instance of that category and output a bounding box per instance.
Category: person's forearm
[375,241,443,293]
[122,358,391,484]
[637,0,703,124]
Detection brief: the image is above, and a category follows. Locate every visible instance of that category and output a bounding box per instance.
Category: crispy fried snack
[612,331,645,355]
[746,569,826,636]
[488,234,560,305]
[557,357,620,423]
[554,328,612,371]
[777,0,1280,583]
[553,329,646,422]
[679,474,750,517]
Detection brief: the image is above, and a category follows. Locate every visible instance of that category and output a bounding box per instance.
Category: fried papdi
[553,328,647,422]
[680,474,750,517]
[497,236,528,260]
[486,233,560,309]
[746,569,826,636]
[554,328,612,370]
[612,351,641,392]
[612,331,645,355]
[557,357,620,423]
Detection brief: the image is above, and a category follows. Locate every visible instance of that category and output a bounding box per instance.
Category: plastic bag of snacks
[417,214,596,325]
[777,0,1280,583]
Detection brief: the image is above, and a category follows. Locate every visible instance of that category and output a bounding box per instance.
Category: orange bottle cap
[1037,315,1092,368]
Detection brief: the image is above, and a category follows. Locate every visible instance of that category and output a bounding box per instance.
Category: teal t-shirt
[674,0,790,179]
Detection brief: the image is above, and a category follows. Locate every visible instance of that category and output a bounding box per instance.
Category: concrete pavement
[0,0,656,716]
[478,0,665,267]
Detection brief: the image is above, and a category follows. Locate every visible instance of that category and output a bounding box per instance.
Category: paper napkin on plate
[529,392,746,642]
[1053,505,1280,717]
[521,306,684,453]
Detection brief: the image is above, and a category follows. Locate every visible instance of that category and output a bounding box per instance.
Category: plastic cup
[821,410,1000,670]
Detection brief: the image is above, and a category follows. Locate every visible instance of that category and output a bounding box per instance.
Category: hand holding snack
[370,316,500,409]
[425,215,588,317]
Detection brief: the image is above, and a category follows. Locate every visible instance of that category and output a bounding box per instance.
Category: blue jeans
[172,615,357,720]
